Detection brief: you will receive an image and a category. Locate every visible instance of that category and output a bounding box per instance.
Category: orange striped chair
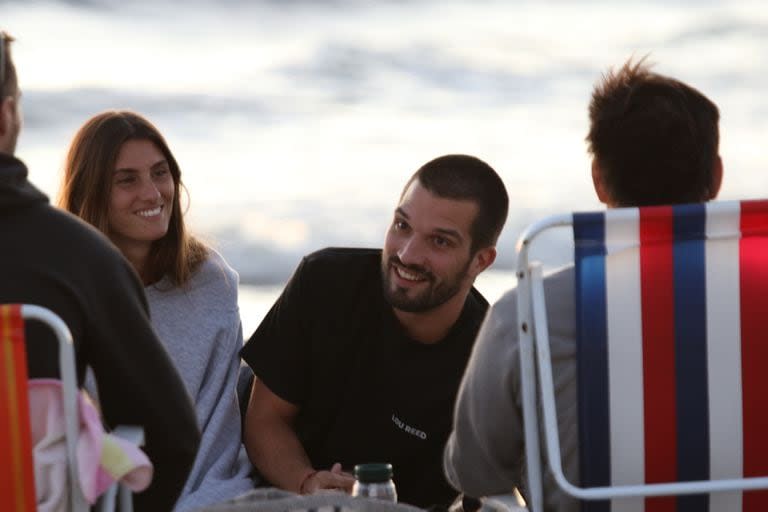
[0,304,88,512]
[1,304,35,511]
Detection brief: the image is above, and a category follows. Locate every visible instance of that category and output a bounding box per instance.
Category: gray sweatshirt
[145,250,254,511]
[443,266,579,512]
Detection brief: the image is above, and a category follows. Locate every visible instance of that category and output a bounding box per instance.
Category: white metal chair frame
[19,304,140,512]
[21,304,89,512]
[96,424,144,512]
[514,212,768,511]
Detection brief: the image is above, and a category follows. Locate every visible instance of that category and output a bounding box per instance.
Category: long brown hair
[58,110,208,286]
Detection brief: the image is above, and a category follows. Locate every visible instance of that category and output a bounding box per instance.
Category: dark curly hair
[586,57,720,206]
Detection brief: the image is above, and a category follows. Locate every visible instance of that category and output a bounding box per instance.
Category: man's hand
[300,463,356,495]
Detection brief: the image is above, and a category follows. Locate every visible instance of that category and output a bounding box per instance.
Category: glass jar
[351,463,397,503]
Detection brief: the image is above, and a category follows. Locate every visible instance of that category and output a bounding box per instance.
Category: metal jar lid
[354,463,394,483]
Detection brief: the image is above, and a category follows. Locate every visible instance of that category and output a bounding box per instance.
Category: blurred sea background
[4,0,767,335]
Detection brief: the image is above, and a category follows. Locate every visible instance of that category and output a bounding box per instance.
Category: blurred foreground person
[0,30,200,510]
[444,58,723,512]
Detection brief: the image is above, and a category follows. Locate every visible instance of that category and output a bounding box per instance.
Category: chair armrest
[481,494,527,512]
[110,425,145,446]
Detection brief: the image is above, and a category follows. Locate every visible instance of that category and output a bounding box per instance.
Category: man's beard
[381,255,471,313]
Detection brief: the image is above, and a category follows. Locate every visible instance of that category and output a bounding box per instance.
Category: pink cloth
[29,379,153,510]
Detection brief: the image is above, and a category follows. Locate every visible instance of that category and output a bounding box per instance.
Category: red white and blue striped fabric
[573,199,768,512]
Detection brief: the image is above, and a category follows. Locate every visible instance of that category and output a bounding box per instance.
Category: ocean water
[4,0,767,329]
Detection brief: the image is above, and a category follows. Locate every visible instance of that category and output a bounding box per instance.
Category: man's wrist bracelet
[298,469,318,494]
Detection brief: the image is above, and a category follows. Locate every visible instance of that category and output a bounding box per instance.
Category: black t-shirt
[241,247,489,508]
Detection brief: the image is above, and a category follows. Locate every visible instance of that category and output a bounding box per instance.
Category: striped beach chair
[0,304,88,512]
[515,199,768,512]
[1,304,36,511]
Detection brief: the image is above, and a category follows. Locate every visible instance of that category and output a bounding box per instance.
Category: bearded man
[241,154,509,509]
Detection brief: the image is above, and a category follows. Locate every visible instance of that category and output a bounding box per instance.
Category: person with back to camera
[443,57,723,512]
[0,31,201,511]
[58,110,255,511]
[240,154,509,509]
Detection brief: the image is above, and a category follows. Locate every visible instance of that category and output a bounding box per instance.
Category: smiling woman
[58,111,207,286]
[107,139,175,274]
[56,110,257,511]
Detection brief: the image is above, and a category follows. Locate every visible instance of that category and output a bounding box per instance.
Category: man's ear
[470,246,496,277]
[709,155,723,200]
[0,96,14,151]
[591,159,611,205]
[0,96,11,136]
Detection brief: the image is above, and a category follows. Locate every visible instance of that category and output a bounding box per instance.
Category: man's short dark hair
[0,31,17,99]
[403,154,509,253]
[586,57,720,206]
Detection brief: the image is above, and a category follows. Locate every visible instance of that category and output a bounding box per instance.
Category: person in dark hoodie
[0,30,200,510]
